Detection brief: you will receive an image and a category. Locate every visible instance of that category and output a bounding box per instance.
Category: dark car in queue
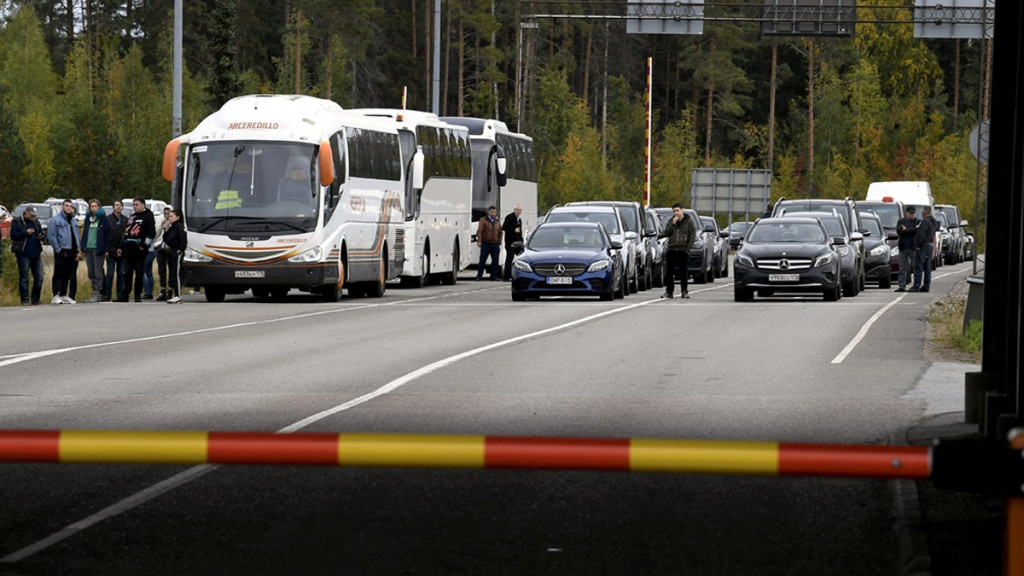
[772,197,866,291]
[700,216,730,278]
[510,221,624,301]
[644,207,666,288]
[859,200,903,281]
[859,212,895,289]
[567,201,652,292]
[733,216,843,302]
[772,210,861,297]
[725,221,752,250]
[652,207,715,284]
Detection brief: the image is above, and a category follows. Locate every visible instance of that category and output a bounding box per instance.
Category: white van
[865,181,935,211]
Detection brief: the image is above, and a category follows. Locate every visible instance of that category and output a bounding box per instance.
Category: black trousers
[664,250,690,294]
[123,247,147,300]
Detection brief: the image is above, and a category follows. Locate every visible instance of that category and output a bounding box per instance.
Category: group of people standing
[894,204,939,293]
[475,204,524,281]
[9,197,187,305]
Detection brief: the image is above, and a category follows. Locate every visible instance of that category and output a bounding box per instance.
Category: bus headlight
[288,246,324,263]
[183,248,212,263]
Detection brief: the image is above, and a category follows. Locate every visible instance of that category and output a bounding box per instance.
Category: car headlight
[513,259,532,273]
[736,253,754,267]
[814,252,835,267]
[587,259,610,273]
[287,246,323,263]
[183,248,213,263]
[870,244,888,257]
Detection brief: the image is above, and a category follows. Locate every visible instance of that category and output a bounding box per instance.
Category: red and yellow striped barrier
[0,430,930,479]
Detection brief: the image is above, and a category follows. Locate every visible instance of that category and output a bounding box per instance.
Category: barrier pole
[1009,428,1024,576]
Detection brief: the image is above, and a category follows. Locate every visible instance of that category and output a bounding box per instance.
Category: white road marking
[831,295,906,364]
[1,297,657,563]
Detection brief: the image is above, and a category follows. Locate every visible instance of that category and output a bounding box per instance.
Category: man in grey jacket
[911,205,938,293]
[660,202,698,299]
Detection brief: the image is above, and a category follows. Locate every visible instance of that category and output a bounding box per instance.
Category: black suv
[773,197,867,291]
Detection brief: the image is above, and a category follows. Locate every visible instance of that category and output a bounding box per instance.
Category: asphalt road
[0,259,979,575]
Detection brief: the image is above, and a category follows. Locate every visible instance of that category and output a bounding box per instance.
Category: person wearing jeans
[660,203,697,299]
[10,207,44,305]
[47,199,80,304]
[79,199,111,302]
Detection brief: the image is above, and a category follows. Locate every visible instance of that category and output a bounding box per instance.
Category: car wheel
[842,279,856,297]
[879,274,891,289]
[614,270,626,299]
[629,266,639,293]
[824,282,840,301]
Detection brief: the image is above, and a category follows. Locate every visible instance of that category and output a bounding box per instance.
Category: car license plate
[769,274,800,282]
[235,270,265,278]
[547,276,573,285]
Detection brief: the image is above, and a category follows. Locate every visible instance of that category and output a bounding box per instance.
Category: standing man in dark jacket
[894,205,919,292]
[911,205,938,293]
[660,202,698,299]
[475,205,502,281]
[103,200,129,302]
[119,198,156,302]
[501,204,523,281]
[9,206,44,305]
[163,209,188,304]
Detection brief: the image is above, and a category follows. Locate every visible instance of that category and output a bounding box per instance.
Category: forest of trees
[0,0,989,228]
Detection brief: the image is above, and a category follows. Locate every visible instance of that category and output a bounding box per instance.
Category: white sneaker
[61,296,76,305]
[52,295,64,305]
[167,296,182,304]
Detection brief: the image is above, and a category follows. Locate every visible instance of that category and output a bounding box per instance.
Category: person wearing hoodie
[103,200,129,302]
[47,199,80,305]
[79,199,111,303]
[119,197,156,302]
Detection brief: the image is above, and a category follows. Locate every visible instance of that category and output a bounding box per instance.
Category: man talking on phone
[660,202,697,299]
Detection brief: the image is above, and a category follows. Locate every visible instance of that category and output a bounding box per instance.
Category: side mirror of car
[624,231,638,241]
[729,237,742,249]
[850,232,863,242]
[832,237,847,246]
[610,240,623,250]
[511,241,524,253]
[887,232,899,241]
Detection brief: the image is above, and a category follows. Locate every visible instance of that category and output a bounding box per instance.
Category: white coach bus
[441,118,537,267]
[349,109,473,286]
[162,94,419,302]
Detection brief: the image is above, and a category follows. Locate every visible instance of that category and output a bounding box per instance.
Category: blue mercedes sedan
[510,221,624,301]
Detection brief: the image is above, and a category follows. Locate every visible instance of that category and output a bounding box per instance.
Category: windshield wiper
[196,215,263,233]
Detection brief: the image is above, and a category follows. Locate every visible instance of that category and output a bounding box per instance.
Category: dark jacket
[107,211,129,256]
[914,215,938,249]
[122,208,156,253]
[501,212,523,245]
[163,219,188,252]
[662,213,698,252]
[10,215,43,258]
[896,216,919,250]
[79,208,111,254]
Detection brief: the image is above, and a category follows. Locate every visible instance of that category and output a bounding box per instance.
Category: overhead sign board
[914,0,994,40]
[760,0,855,37]
[626,0,704,35]
[690,169,772,215]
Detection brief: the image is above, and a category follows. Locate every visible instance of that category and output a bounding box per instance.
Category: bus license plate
[547,276,573,285]
[769,274,799,282]
[235,270,266,279]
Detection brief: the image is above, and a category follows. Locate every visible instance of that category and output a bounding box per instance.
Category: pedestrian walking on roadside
[47,199,80,305]
[119,198,155,302]
[9,206,44,305]
[911,205,938,293]
[79,199,110,302]
[475,205,502,281]
[162,209,188,304]
[501,204,524,281]
[894,205,919,292]
[660,202,697,299]
[103,200,129,302]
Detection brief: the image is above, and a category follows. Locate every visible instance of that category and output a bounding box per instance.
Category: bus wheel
[251,287,269,299]
[439,242,459,286]
[270,287,289,301]
[402,252,428,288]
[205,287,225,303]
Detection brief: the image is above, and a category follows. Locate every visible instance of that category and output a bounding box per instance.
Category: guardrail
[2,429,1022,573]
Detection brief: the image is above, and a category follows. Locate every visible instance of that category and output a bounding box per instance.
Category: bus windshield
[185,141,321,234]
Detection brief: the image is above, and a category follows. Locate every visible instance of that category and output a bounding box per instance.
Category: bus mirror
[494,145,508,188]
[318,140,335,187]
[412,146,425,189]
[162,138,185,182]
